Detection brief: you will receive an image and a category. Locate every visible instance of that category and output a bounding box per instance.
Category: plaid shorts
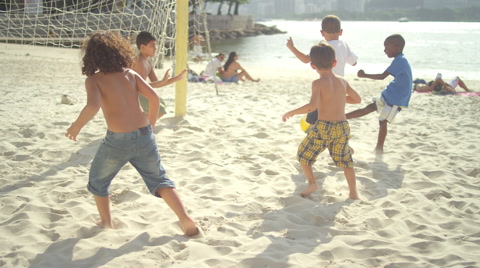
[297,120,353,168]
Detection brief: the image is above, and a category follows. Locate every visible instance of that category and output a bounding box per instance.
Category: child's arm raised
[286,37,311,64]
[357,69,390,80]
[150,69,187,88]
[66,77,102,141]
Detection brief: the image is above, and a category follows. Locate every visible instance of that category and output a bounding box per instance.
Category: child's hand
[65,123,80,141]
[178,69,187,78]
[172,69,187,82]
[162,69,171,82]
[282,112,293,122]
[357,70,366,78]
[286,37,294,50]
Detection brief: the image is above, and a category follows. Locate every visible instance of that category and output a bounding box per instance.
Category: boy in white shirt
[287,15,358,127]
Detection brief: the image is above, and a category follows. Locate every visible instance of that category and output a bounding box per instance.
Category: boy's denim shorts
[87,125,175,198]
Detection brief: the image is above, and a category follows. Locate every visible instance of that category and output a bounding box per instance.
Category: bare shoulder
[336,75,349,87]
[331,73,346,82]
[86,73,101,82]
[125,68,136,74]
[125,68,140,79]
[315,74,349,91]
[132,56,142,70]
[132,55,142,66]
[310,77,321,87]
[84,74,102,91]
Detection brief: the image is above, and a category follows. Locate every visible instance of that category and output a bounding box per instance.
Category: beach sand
[1,43,480,267]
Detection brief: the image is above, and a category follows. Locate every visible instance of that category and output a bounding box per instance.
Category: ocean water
[211,20,480,80]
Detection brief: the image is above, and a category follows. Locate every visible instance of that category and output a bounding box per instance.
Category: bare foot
[95,219,114,229]
[181,217,199,237]
[349,192,360,200]
[253,79,260,82]
[300,184,318,197]
[374,147,383,154]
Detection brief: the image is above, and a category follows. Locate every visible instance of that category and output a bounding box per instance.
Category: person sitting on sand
[282,42,361,199]
[222,52,260,83]
[202,53,225,82]
[190,32,205,63]
[414,74,471,94]
[65,31,198,236]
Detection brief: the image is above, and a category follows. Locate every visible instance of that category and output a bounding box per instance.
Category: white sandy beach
[1,43,480,267]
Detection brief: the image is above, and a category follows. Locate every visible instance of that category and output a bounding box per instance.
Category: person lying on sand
[413,74,471,94]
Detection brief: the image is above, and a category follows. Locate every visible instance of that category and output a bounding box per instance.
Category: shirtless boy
[66,31,198,236]
[283,42,361,199]
[133,31,186,119]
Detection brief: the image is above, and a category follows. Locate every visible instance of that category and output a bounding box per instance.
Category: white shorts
[448,77,459,88]
[375,96,401,123]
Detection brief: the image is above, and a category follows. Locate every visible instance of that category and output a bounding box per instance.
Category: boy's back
[313,74,350,122]
[88,69,155,133]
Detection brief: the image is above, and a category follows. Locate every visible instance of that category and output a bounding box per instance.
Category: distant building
[337,0,366,12]
[423,0,469,9]
[305,0,337,12]
[274,0,295,16]
[242,0,276,17]
[217,0,480,18]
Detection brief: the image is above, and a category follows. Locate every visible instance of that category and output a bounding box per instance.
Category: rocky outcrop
[208,23,285,41]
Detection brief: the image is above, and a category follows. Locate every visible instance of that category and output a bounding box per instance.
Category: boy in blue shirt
[346,34,412,153]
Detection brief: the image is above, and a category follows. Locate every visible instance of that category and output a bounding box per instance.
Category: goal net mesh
[2,1,185,62]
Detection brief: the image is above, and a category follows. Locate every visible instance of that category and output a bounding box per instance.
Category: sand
[1,43,480,267]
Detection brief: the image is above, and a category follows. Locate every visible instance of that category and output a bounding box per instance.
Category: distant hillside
[289,6,480,22]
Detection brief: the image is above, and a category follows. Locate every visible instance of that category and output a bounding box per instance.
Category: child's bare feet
[181,217,199,237]
[349,192,360,200]
[95,219,114,229]
[300,184,318,197]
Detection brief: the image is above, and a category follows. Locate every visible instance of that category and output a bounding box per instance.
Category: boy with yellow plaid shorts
[283,42,361,199]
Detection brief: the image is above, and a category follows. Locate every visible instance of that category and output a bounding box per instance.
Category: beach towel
[414,91,480,97]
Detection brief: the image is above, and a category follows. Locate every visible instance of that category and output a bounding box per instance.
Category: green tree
[207,0,249,15]
[233,0,249,15]
[204,0,224,15]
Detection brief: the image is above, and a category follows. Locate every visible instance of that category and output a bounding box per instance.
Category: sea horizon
[210,20,480,81]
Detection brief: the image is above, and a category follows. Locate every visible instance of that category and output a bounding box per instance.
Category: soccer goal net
[1,0,210,61]
[1,1,178,61]
[1,0,213,114]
